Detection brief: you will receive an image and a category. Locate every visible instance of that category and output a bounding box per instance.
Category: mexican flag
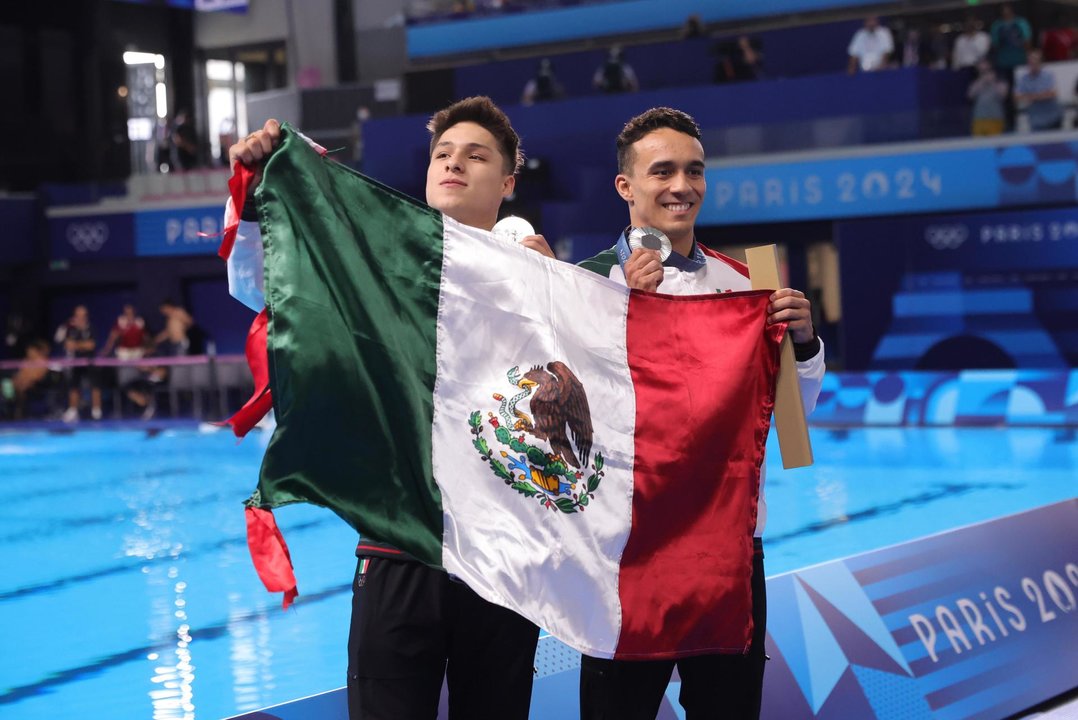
[227,124,785,660]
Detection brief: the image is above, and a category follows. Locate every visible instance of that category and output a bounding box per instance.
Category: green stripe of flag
[253,124,446,566]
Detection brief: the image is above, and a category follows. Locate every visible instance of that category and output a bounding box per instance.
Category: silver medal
[492,216,536,243]
[627,226,672,261]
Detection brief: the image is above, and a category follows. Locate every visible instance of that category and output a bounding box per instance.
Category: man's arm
[1014,77,1040,102]
[794,338,825,415]
[768,288,824,413]
[222,119,282,311]
[226,207,267,311]
[101,328,119,357]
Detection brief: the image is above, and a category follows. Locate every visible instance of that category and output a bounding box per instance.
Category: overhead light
[156,83,168,119]
[124,51,159,65]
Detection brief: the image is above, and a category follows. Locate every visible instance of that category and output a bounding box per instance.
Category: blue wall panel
[408,0,878,58]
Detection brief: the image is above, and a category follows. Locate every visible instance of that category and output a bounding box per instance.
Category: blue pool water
[0,425,1074,719]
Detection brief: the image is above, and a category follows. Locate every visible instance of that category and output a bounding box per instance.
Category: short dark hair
[616,107,702,174]
[427,96,523,175]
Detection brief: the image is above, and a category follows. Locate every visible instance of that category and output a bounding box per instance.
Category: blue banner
[48,212,136,260]
[699,139,1078,225]
[837,205,1078,370]
[762,500,1078,720]
[135,205,223,257]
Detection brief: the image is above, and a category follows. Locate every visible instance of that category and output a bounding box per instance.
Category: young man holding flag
[225,97,543,720]
[572,107,826,719]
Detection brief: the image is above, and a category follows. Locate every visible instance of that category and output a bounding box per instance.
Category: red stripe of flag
[245,506,298,609]
[223,309,273,437]
[615,289,784,659]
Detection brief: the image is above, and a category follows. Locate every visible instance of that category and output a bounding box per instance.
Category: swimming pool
[1,425,1074,719]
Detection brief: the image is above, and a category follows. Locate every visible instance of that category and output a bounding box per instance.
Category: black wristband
[792,335,821,362]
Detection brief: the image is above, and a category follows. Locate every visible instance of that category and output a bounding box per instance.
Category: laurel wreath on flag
[468,410,604,514]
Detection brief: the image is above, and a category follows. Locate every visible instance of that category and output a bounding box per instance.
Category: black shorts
[346,557,539,720]
[68,364,101,390]
[579,540,767,720]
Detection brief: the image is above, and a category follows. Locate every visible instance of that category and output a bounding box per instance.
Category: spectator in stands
[1041,10,1078,62]
[991,2,1032,128]
[1015,50,1064,131]
[153,299,194,356]
[714,35,764,83]
[991,3,1032,70]
[968,60,1008,136]
[680,14,706,40]
[11,339,54,420]
[899,24,946,69]
[953,16,991,71]
[171,110,200,170]
[521,58,566,105]
[54,304,102,422]
[102,304,148,360]
[847,16,894,74]
[351,105,370,170]
[593,46,639,94]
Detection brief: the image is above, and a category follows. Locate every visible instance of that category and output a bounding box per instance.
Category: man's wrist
[793,334,821,361]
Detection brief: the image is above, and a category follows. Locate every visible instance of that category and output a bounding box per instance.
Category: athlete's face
[425,121,515,231]
[615,127,705,249]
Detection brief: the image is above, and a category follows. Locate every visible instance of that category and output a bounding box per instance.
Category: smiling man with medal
[574,107,827,720]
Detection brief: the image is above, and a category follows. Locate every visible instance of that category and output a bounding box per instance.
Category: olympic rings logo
[924,224,968,250]
[66,222,109,252]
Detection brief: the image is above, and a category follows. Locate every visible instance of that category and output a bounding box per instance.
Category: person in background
[968,59,1009,136]
[351,106,371,171]
[900,23,948,70]
[593,46,639,93]
[153,299,193,356]
[522,58,566,105]
[952,16,991,71]
[1041,13,1078,62]
[102,304,148,360]
[990,3,1032,129]
[848,15,894,73]
[680,13,706,39]
[715,35,764,83]
[991,3,1032,72]
[55,305,102,422]
[11,339,54,420]
[171,110,200,171]
[1015,50,1064,131]
[122,365,168,420]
